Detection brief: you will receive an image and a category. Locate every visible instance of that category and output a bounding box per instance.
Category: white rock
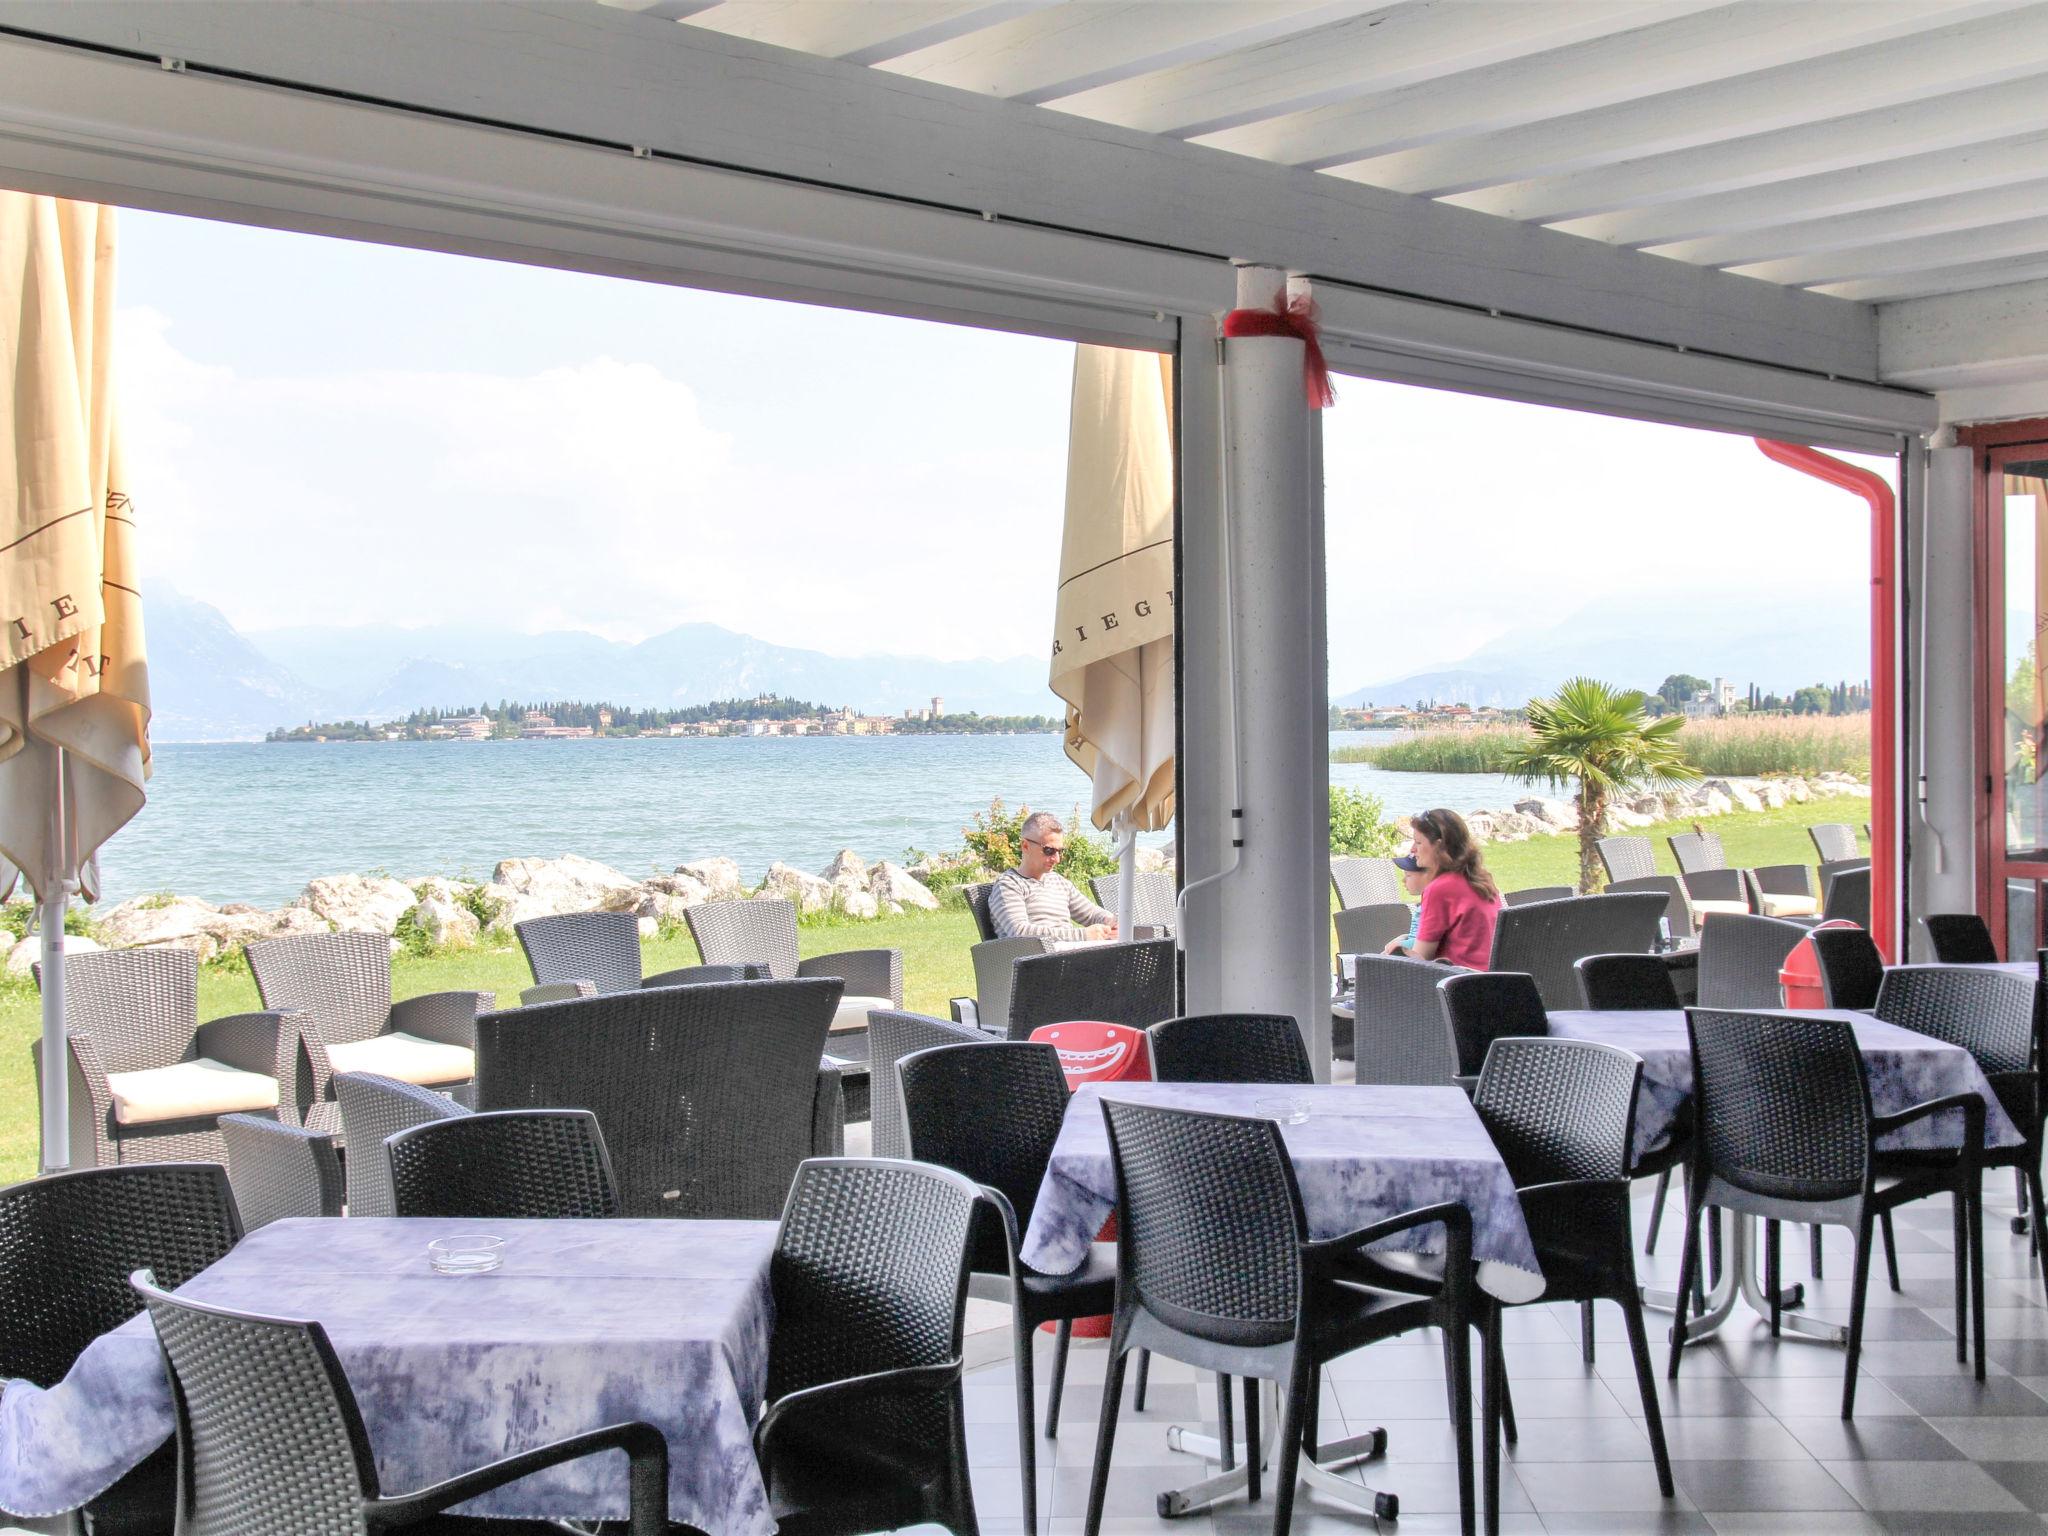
[868,861,939,912]
[97,894,222,955]
[1699,788,1735,817]
[411,896,480,948]
[1512,797,1577,831]
[481,886,555,938]
[1785,778,1812,803]
[761,863,834,914]
[1758,780,1789,809]
[409,876,475,905]
[644,872,711,907]
[1702,779,1762,814]
[7,932,101,975]
[490,855,640,918]
[821,849,869,884]
[632,891,697,929]
[296,874,418,936]
[675,857,745,900]
[1605,805,1655,829]
[1134,846,1171,874]
[637,916,661,941]
[837,887,879,920]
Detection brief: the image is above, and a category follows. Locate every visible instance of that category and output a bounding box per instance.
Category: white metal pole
[1216,264,1327,1074]
[1116,817,1139,937]
[39,754,69,1173]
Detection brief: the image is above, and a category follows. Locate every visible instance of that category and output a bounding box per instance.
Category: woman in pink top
[1382,807,1502,971]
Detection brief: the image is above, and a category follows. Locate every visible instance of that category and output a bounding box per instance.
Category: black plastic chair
[1332,902,1411,958]
[1487,893,1667,1010]
[1473,1038,1674,1528]
[1874,964,2045,1287]
[219,1113,344,1230]
[756,1158,982,1536]
[869,1009,991,1159]
[1085,1097,1475,1536]
[387,1109,620,1220]
[963,880,999,942]
[1148,1013,1313,1085]
[1669,1008,1984,1417]
[1437,970,1546,1094]
[1007,937,1177,1042]
[1502,885,1572,907]
[1352,953,1463,1084]
[1574,953,1682,1012]
[1821,866,1872,927]
[1696,913,1808,1008]
[334,1071,474,1218]
[1922,913,1999,964]
[0,1164,242,1536]
[1810,927,1885,1010]
[898,1041,1116,1531]
[133,1270,668,1536]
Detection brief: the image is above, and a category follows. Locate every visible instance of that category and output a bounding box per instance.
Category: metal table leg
[1640,1214,1838,1346]
[1159,1379,1398,1521]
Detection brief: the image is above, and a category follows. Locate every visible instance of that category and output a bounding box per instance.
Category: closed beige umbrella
[0,193,151,1171]
[1050,346,1174,932]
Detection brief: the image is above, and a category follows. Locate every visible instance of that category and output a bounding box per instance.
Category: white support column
[1907,440,1978,952]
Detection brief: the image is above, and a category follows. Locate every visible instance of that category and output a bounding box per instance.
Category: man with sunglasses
[989,810,1119,942]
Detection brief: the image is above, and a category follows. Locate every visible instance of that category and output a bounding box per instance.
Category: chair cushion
[105,1059,278,1127]
[1692,900,1751,918]
[1758,893,1819,918]
[324,1031,475,1086]
[831,995,893,1034]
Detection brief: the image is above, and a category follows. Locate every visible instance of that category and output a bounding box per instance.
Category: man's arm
[990,873,1086,941]
[1063,875,1115,929]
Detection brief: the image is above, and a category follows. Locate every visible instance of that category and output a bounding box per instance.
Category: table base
[1641,1213,1847,1348]
[1157,1382,1400,1522]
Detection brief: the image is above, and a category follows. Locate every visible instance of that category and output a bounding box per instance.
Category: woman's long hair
[1410,807,1500,904]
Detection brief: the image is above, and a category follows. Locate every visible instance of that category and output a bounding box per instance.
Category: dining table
[0,1216,778,1534]
[1546,1006,2024,1346]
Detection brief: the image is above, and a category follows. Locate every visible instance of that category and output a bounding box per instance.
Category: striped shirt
[989,868,1114,941]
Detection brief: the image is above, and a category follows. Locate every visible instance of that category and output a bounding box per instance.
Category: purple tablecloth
[1547,1008,2025,1164]
[0,1217,777,1534]
[1019,1082,1545,1303]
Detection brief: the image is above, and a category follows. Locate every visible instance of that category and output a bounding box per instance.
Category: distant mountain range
[1335,590,1870,711]
[144,588,1055,741]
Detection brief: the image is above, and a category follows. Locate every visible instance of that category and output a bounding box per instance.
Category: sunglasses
[1024,838,1065,858]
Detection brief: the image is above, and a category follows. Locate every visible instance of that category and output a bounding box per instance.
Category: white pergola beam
[1204,0,1941,172]
[1554,130,2048,250]
[0,2,1882,379]
[1880,276,2048,391]
[1741,214,2048,291]
[1826,254,2048,307]
[1449,74,2048,225]
[1352,4,2048,198]
[1042,0,1669,139]
[681,0,1048,65]
[1654,178,2048,271]
[884,1,1378,106]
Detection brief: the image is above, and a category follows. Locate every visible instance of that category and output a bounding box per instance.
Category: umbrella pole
[38,756,70,1174]
[1116,819,1138,939]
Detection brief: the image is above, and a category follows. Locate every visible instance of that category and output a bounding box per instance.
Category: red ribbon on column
[1222,292,1336,409]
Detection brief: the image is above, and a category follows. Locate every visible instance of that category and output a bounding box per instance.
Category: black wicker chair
[514,908,756,1005]
[1595,836,1656,885]
[868,1010,991,1160]
[755,1158,983,1536]
[963,881,999,942]
[0,1164,241,1536]
[1874,964,2045,1287]
[1351,953,1462,1085]
[1574,953,1682,1012]
[247,930,489,1135]
[1473,1038,1673,1527]
[898,1041,1118,1531]
[1148,1013,1313,1085]
[1666,831,1758,916]
[474,979,843,1219]
[1330,856,1401,909]
[1502,885,1572,907]
[1810,927,1885,1010]
[1819,863,1873,925]
[1810,823,1862,863]
[31,946,296,1170]
[967,936,1050,1039]
[219,1113,343,1230]
[1091,870,1179,936]
[1695,913,1808,1008]
[333,1071,473,1218]
[1437,971,1546,1094]
[1332,902,1411,959]
[1922,912,2000,964]
[1487,892,1667,1010]
[1605,874,1697,944]
[1085,1097,1475,1535]
[387,1109,620,1220]
[132,1271,669,1536]
[685,898,903,1023]
[1007,937,1176,1042]
[1668,1008,1984,1417]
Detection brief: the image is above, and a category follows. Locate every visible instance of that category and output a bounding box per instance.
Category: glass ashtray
[428,1234,506,1275]
[1253,1095,1310,1126]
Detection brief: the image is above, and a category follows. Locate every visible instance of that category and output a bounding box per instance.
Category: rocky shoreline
[3,773,1864,974]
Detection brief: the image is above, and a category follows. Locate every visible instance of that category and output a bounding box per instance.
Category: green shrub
[458,884,503,932]
[960,798,1117,886]
[1329,786,1400,856]
[391,905,434,958]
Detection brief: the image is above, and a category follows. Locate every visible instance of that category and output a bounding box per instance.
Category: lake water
[94,732,1531,908]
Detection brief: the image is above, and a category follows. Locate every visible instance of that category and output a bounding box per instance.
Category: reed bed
[1333,711,1870,778]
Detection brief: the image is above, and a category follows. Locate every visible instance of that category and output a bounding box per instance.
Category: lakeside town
[265,693,1063,743]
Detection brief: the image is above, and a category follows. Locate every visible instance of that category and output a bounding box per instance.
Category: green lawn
[0,793,1866,1183]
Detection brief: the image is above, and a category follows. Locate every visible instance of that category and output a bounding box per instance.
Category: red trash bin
[1779,918,1863,1009]
[1028,1022,1152,1335]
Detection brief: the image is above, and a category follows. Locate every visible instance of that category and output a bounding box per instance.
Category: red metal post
[1754,440,1897,960]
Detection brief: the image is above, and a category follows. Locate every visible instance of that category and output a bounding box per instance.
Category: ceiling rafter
[680,0,1052,65]
[1829,253,2048,305]
[1735,213,2048,291]
[1649,178,2048,270]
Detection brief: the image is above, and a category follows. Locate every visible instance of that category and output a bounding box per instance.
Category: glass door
[1983,442,2048,954]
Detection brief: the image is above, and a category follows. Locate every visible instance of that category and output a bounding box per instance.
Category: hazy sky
[116,209,1893,689]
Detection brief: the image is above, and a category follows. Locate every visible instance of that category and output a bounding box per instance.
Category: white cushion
[106,1059,278,1127]
[325,1031,475,1086]
[831,995,893,1034]
[1692,900,1751,919]
[1759,893,1819,918]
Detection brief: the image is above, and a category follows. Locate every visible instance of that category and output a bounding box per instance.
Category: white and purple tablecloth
[0,1217,778,1535]
[1019,1082,1546,1303]
[1546,1008,2025,1164]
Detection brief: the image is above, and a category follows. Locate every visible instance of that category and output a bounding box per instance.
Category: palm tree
[1506,678,1701,893]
